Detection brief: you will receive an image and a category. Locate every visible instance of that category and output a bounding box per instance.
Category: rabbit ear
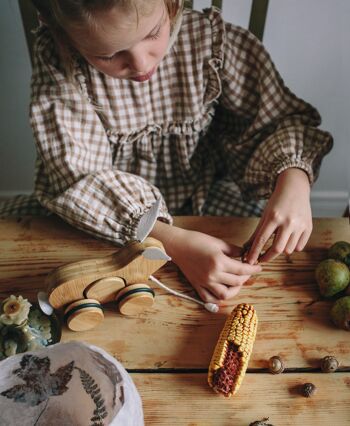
[37,291,54,316]
[136,199,161,243]
[143,247,171,261]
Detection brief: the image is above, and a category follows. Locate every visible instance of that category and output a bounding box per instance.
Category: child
[2,0,332,304]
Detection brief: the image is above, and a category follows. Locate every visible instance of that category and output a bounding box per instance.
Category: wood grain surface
[0,216,349,425]
[132,372,350,425]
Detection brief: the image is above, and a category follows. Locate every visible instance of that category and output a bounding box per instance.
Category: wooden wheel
[64,298,104,331]
[115,283,155,316]
[83,276,125,303]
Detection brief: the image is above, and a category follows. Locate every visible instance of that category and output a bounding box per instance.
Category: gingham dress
[1,7,333,245]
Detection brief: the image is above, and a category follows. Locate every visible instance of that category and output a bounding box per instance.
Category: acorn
[268,356,285,374]
[320,355,339,373]
[249,418,274,426]
[301,382,317,397]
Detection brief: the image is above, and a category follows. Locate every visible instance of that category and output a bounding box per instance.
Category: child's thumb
[223,243,243,259]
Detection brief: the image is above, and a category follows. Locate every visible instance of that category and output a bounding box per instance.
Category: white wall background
[0,0,349,216]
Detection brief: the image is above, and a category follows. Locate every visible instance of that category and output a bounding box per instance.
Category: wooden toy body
[46,237,168,309]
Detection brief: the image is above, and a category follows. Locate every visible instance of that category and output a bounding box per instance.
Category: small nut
[321,355,339,373]
[268,356,285,374]
[301,382,317,397]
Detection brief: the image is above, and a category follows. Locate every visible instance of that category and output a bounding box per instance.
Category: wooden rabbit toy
[38,200,171,331]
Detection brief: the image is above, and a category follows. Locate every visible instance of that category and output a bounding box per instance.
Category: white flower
[0,295,31,326]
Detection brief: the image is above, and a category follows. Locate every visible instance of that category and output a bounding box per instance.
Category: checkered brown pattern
[0,7,332,245]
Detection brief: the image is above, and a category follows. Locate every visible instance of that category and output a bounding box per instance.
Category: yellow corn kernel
[208,303,258,397]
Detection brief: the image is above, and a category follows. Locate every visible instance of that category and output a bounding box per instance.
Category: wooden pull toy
[37,200,170,331]
[37,200,219,331]
[45,236,168,311]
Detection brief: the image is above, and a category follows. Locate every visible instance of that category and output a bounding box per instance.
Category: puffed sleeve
[30,28,172,245]
[212,10,333,199]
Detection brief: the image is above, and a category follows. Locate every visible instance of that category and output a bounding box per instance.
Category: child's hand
[245,168,312,264]
[169,229,263,303]
[151,222,262,303]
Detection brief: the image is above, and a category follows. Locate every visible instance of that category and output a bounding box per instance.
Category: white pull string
[149,275,219,313]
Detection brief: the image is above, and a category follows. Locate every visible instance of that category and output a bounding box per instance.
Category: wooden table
[0,216,349,425]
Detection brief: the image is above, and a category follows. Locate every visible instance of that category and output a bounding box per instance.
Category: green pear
[315,259,350,297]
[328,241,350,267]
[330,296,350,331]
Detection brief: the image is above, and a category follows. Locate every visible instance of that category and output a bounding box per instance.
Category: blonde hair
[31,0,184,79]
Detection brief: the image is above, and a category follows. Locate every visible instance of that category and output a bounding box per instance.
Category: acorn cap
[115,283,155,316]
[301,382,317,397]
[320,355,339,373]
[64,298,104,332]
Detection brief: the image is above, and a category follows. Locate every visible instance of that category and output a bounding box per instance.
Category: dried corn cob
[208,303,258,397]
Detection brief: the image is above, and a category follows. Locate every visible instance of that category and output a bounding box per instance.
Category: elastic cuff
[158,206,173,225]
[273,160,314,188]
[243,160,315,201]
[130,199,173,241]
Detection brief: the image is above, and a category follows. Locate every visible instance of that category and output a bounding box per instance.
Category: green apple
[328,241,350,267]
[315,259,350,297]
[330,296,350,331]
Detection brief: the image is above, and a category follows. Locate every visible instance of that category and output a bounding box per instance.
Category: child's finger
[223,258,262,275]
[196,286,222,304]
[207,282,242,301]
[295,230,311,252]
[218,272,251,288]
[241,224,262,257]
[222,243,244,258]
[243,209,269,248]
[246,221,277,265]
[284,232,301,255]
[222,284,243,300]
[244,227,259,248]
[258,227,290,263]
